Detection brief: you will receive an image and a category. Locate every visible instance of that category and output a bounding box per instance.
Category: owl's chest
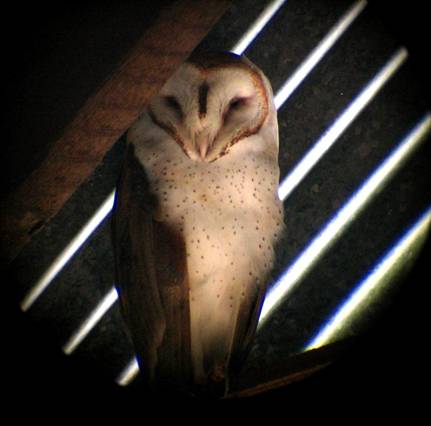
[134,139,283,283]
[150,156,276,221]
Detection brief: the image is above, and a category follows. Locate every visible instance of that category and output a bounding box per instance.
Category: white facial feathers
[146,53,273,163]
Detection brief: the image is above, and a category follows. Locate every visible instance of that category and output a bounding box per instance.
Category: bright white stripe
[62,287,119,355]
[305,205,431,351]
[20,190,116,312]
[258,113,431,326]
[231,0,287,55]
[278,48,408,200]
[274,0,367,109]
[116,357,140,386]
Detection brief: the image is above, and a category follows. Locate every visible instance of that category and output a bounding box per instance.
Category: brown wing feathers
[113,145,192,388]
[229,282,266,376]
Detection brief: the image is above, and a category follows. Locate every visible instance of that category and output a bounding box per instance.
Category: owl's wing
[229,280,267,376]
[112,144,192,387]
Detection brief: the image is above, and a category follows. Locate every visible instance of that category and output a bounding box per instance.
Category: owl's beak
[195,133,213,161]
[199,140,209,159]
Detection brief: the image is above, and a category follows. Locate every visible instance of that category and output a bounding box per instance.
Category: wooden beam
[227,340,352,398]
[0,0,231,268]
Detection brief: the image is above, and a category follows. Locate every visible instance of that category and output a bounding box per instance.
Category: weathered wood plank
[0,0,231,268]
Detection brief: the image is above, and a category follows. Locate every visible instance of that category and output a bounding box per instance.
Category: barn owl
[112,52,284,398]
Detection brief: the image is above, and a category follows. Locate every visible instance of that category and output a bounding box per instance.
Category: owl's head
[147,52,275,162]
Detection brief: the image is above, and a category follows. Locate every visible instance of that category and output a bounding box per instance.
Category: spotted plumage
[112,52,284,397]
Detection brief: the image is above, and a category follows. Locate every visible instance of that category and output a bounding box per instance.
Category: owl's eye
[222,97,250,124]
[229,97,247,111]
[164,96,183,117]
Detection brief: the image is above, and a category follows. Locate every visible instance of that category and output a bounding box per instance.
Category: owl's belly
[153,162,282,303]
[169,200,278,383]
[184,210,270,284]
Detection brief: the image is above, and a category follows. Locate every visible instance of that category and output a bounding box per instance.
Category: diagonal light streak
[230,0,287,55]
[62,287,119,355]
[116,357,140,386]
[20,190,116,311]
[274,0,367,109]
[278,47,408,201]
[305,205,431,351]
[258,113,431,326]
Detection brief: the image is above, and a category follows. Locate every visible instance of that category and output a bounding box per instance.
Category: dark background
[3,0,429,416]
